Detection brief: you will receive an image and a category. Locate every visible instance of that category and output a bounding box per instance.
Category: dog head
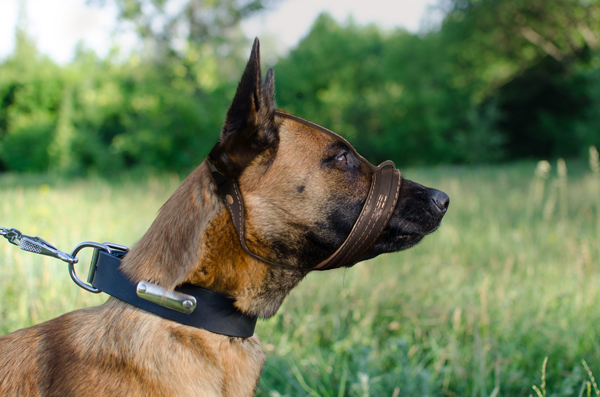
[208,39,449,271]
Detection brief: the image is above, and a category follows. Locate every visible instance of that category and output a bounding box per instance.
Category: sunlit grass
[1,157,599,396]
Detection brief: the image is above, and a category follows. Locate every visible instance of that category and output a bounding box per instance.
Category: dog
[0,38,448,396]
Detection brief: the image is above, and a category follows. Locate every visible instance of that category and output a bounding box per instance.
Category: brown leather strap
[209,112,402,271]
[312,161,401,270]
[209,163,298,270]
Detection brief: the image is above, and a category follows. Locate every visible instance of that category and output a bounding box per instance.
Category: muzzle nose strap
[312,161,401,271]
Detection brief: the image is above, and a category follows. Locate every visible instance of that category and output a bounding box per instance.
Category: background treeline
[1,0,599,175]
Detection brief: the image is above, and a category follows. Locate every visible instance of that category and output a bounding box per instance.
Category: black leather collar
[89,248,258,338]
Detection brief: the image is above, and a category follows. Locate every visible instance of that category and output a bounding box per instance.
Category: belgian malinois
[0,39,448,396]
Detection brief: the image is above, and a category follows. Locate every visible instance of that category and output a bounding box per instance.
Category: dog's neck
[120,161,308,318]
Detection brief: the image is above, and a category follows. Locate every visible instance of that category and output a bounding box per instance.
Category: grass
[1,156,599,396]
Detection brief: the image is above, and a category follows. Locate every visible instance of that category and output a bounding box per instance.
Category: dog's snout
[431,190,449,213]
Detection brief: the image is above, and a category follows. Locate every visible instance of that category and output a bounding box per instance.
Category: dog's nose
[431,190,449,213]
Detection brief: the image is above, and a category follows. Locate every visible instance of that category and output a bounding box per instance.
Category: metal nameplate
[136,281,197,314]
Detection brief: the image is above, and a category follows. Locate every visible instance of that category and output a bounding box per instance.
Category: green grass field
[1,157,599,396]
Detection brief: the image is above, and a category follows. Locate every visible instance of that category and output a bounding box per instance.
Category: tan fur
[0,40,448,395]
[0,159,270,396]
[0,299,265,396]
[0,116,357,396]
[242,118,370,261]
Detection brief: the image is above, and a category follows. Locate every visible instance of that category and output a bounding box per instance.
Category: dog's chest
[163,325,267,396]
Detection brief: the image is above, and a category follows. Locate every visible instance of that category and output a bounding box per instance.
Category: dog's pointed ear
[210,38,279,179]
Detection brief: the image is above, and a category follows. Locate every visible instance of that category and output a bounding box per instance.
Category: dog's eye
[336,153,348,164]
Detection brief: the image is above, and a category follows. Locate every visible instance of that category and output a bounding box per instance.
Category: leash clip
[1,227,78,264]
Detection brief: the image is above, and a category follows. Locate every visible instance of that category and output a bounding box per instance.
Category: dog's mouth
[387,230,434,250]
[351,178,449,264]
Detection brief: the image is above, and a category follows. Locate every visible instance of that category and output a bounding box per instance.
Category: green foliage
[273,13,504,165]
[275,0,600,167]
[0,32,62,172]
[1,0,600,174]
[107,0,273,52]
[0,30,243,175]
[427,0,600,160]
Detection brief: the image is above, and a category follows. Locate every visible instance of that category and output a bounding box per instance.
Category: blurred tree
[2,0,599,174]
[438,0,600,159]
[437,0,599,94]
[275,15,389,158]
[87,0,281,83]
[67,0,285,174]
[0,20,63,172]
[0,0,256,175]
[275,14,485,165]
[91,0,274,45]
[277,1,600,165]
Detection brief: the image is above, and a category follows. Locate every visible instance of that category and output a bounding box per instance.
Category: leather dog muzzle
[311,160,401,270]
[209,112,402,271]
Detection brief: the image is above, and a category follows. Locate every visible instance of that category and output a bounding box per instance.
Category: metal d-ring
[69,242,112,293]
